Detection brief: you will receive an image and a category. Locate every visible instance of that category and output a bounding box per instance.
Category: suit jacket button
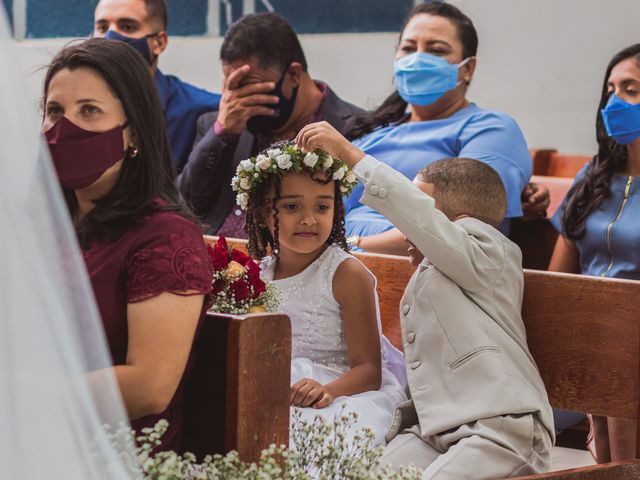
[369,185,379,196]
[378,187,388,198]
[407,331,416,343]
[411,361,421,370]
[402,304,410,315]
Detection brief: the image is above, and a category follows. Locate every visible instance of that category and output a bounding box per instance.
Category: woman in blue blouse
[343,2,547,255]
[550,43,640,463]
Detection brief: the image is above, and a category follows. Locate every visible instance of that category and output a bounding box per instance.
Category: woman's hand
[295,121,365,167]
[521,182,550,217]
[290,378,335,409]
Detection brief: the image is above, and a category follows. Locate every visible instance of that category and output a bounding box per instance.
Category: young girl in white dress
[233,141,407,445]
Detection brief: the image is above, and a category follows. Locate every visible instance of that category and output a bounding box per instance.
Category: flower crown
[232,143,359,211]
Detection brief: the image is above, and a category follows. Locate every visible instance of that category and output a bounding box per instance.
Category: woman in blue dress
[550,43,640,463]
[343,2,548,255]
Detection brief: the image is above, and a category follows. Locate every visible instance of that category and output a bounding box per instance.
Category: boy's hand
[290,378,335,409]
[295,121,365,167]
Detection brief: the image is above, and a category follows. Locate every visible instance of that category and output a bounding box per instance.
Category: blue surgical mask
[601,93,640,145]
[104,30,158,64]
[394,52,470,106]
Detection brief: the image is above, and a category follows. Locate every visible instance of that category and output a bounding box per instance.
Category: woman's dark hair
[245,142,348,259]
[221,12,307,74]
[344,2,478,141]
[43,38,195,248]
[562,43,640,240]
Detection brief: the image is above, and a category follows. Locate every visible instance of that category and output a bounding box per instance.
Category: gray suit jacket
[177,84,363,234]
[355,159,555,443]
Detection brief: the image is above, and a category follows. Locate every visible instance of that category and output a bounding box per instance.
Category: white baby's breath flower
[323,156,334,169]
[346,171,357,183]
[256,154,271,170]
[240,177,251,190]
[333,166,346,180]
[236,192,249,209]
[239,158,254,172]
[267,148,282,159]
[231,176,241,191]
[277,153,293,169]
[303,152,319,168]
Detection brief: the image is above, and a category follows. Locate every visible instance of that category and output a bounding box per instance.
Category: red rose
[246,262,266,298]
[230,278,251,301]
[211,278,225,296]
[209,237,230,271]
[230,248,252,266]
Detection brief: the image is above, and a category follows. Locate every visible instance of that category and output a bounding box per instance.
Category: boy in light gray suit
[296,122,555,480]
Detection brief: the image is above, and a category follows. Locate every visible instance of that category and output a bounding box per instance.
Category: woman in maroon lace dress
[42,39,212,451]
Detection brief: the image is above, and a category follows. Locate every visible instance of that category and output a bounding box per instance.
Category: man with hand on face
[94,0,221,172]
[178,12,362,237]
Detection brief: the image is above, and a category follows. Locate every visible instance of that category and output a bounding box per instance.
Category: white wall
[14,0,640,154]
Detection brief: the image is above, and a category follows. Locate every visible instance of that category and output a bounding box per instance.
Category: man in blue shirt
[94,0,220,171]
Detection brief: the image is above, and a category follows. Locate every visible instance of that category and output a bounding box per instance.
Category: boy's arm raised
[356,157,505,293]
[295,122,506,293]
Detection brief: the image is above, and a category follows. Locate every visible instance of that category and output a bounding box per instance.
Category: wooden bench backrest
[530,174,574,218]
[531,149,591,178]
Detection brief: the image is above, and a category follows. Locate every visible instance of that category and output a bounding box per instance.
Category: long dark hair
[43,38,195,248]
[245,142,348,259]
[344,2,478,141]
[562,44,640,240]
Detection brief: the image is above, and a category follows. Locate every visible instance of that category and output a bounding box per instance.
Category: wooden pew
[201,237,640,478]
[180,310,291,461]
[531,150,591,178]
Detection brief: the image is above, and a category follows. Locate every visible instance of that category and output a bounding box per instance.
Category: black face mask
[246,69,299,134]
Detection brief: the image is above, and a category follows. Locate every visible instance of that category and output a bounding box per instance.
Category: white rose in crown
[256,154,271,170]
[267,148,282,159]
[240,177,251,190]
[239,159,254,172]
[333,166,346,181]
[323,156,334,169]
[303,152,319,168]
[236,192,249,209]
[276,153,293,170]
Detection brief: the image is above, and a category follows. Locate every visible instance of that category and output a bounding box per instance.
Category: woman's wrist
[347,235,361,250]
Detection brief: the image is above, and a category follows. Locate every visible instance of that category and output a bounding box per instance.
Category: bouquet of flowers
[207,236,279,315]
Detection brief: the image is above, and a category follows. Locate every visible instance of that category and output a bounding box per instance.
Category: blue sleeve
[457,111,532,218]
[550,163,590,234]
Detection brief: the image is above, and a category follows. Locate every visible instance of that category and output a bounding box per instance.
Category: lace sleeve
[126,221,213,304]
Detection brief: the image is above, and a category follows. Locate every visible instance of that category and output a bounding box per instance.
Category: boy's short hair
[418,157,507,227]
[220,12,307,73]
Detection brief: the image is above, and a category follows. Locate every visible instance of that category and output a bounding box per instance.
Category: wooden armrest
[181,311,291,462]
[225,313,291,460]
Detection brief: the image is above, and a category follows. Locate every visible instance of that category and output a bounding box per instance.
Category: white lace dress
[261,244,407,445]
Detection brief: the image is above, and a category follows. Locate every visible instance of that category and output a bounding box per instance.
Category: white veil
[0,9,138,480]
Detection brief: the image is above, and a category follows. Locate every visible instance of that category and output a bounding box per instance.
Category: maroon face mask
[45,116,128,190]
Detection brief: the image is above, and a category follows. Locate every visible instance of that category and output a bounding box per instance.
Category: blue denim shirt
[552,165,640,280]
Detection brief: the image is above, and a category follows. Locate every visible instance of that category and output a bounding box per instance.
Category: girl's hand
[295,121,365,167]
[290,378,335,409]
